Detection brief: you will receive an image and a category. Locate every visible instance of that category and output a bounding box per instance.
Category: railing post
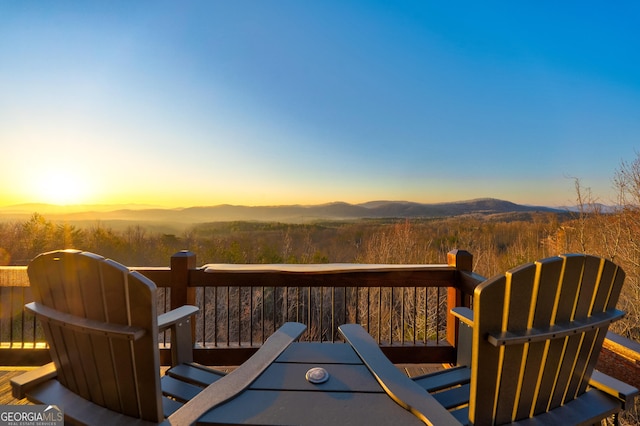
[170,250,197,309]
[446,249,473,347]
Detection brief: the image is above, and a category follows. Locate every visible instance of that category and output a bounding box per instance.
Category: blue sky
[1,1,639,207]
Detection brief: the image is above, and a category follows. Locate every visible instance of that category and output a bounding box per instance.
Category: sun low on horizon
[22,168,93,206]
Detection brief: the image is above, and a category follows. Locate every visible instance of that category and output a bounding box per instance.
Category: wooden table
[167,322,458,425]
[197,341,425,425]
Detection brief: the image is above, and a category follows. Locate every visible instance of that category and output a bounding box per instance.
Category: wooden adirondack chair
[10,250,305,425]
[413,254,638,425]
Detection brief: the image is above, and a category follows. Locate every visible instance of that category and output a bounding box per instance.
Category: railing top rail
[202,263,451,274]
[192,263,459,289]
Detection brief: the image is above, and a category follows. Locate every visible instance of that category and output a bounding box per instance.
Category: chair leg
[456,322,473,367]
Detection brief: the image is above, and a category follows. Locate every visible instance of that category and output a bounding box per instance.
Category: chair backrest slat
[493,262,537,423]
[577,258,625,397]
[27,250,164,422]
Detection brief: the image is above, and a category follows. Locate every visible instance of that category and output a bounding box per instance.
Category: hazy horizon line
[0,197,573,211]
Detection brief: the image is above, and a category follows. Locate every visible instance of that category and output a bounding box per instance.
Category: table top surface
[196,342,425,425]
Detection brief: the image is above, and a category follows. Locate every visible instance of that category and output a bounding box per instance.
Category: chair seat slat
[165,363,225,387]
[412,366,470,393]
[161,375,204,402]
[432,383,471,409]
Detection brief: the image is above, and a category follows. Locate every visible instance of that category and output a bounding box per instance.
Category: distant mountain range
[0,199,566,228]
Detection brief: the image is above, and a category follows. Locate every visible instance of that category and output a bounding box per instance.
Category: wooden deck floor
[0,368,33,405]
[0,364,444,406]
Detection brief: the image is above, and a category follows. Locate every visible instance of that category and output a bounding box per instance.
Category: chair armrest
[450,307,474,367]
[158,305,199,366]
[11,362,57,399]
[339,324,461,425]
[451,307,474,327]
[589,370,639,410]
[168,322,306,426]
[158,305,199,332]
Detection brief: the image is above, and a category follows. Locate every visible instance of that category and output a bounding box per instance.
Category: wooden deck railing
[1,247,639,395]
[0,249,484,366]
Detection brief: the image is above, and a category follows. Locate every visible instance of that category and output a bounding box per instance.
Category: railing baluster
[436,287,441,342]
[226,286,230,345]
[261,286,265,343]
[367,288,371,339]
[331,287,335,342]
[295,286,300,323]
[272,286,276,335]
[319,286,324,342]
[412,287,418,346]
[377,287,380,343]
[198,288,204,346]
[213,287,218,347]
[388,287,392,345]
[344,287,348,326]
[424,287,428,344]
[357,287,360,326]
[237,286,241,346]
[9,286,14,347]
[249,286,254,346]
[296,287,302,322]
[400,287,405,344]
[307,286,311,341]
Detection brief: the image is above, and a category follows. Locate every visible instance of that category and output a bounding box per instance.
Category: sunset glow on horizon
[2,2,639,209]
